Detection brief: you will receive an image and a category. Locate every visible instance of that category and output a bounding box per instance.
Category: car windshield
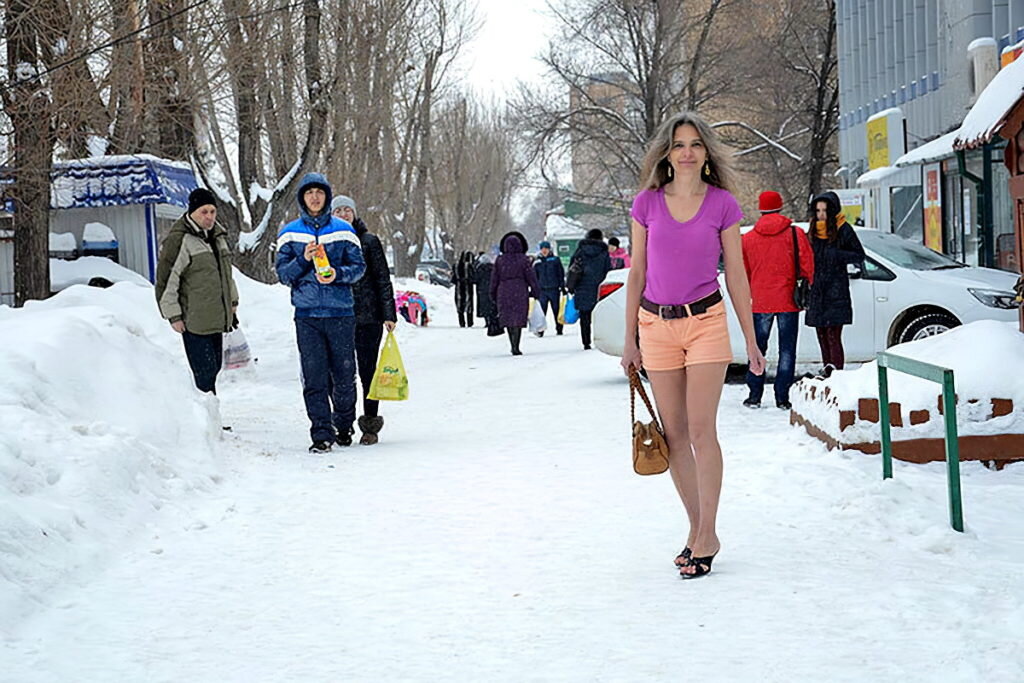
[857,230,964,270]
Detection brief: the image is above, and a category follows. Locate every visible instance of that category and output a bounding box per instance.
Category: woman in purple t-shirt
[621,111,766,579]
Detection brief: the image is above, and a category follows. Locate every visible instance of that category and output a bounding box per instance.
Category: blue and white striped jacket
[275,173,366,317]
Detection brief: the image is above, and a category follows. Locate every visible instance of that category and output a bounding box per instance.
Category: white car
[592,227,1020,364]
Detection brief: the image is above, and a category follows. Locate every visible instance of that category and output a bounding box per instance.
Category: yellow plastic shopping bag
[368,331,409,401]
[557,297,566,325]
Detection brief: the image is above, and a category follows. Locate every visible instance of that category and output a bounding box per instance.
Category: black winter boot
[358,415,384,445]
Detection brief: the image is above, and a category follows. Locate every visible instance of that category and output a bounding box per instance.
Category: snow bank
[793,320,1024,442]
[0,282,223,624]
[50,256,151,292]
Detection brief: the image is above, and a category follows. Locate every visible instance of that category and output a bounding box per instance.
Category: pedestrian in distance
[567,228,612,350]
[805,190,865,377]
[741,191,814,410]
[490,231,540,355]
[608,236,632,269]
[621,111,766,579]
[452,250,477,328]
[331,194,397,446]
[276,174,366,453]
[155,187,239,395]
[533,240,565,336]
[474,251,501,336]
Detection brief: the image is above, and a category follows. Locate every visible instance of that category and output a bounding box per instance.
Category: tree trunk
[4,0,55,305]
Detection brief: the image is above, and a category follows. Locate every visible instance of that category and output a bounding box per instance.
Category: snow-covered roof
[894,130,960,166]
[545,213,586,239]
[954,55,1024,150]
[50,155,197,210]
[867,107,902,123]
[49,232,76,251]
[855,164,918,187]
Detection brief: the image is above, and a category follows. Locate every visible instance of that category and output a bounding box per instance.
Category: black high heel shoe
[679,551,718,579]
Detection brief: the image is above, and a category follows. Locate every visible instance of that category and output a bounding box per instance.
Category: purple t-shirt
[630,185,743,305]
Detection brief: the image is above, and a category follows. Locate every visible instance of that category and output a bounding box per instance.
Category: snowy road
[4,278,1024,682]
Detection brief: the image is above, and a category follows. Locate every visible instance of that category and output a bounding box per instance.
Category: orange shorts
[638,300,732,371]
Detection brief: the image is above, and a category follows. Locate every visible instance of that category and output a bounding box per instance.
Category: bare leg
[679,362,728,574]
[646,369,699,550]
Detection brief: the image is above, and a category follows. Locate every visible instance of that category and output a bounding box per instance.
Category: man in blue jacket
[276,173,366,452]
[533,240,565,336]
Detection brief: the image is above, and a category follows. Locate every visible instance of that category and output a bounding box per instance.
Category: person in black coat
[331,195,397,445]
[568,228,612,350]
[490,231,540,355]
[533,240,565,336]
[474,252,501,336]
[452,250,476,328]
[805,191,865,376]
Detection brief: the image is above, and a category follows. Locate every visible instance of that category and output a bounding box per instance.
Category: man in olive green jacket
[155,188,239,393]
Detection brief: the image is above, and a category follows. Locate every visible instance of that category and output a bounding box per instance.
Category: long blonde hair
[638,111,737,193]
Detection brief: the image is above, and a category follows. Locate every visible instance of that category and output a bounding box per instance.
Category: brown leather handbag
[630,369,670,475]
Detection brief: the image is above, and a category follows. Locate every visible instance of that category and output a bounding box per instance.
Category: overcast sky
[459,0,554,99]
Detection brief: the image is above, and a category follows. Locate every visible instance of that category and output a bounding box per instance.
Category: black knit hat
[187,188,217,214]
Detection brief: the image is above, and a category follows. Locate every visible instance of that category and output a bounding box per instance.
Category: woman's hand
[384,320,397,332]
[621,343,642,376]
[746,340,767,376]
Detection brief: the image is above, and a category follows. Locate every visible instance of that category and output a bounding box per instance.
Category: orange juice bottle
[313,244,332,278]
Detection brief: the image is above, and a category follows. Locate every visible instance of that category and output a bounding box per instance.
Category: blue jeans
[295,317,357,442]
[746,312,799,405]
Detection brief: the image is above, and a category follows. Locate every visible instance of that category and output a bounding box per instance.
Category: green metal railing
[877,352,964,532]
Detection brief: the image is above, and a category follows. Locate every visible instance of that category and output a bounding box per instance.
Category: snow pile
[48,232,77,253]
[955,53,1024,148]
[0,282,222,623]
[82,222,116,244]
[50,256,151,292]
[793,320,1024,442]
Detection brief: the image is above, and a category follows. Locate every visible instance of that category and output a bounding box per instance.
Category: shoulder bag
[791,226,810,310]
[630,368,670,475]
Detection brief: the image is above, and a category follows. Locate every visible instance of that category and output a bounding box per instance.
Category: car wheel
[895,311,960,344]
[87,277,114,288]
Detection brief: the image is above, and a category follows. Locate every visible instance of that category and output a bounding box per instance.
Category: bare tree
[722,0,839,213]
[429,96,518,254]
[190,0,332,281]
[3,0,56,305]
[515,0,739,202]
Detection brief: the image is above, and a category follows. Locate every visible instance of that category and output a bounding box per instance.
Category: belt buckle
[658,304,670,320]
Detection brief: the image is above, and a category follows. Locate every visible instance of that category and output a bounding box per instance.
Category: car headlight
[968,288,1019,309]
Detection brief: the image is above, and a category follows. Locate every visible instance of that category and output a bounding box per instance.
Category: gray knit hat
[331,195,356,213]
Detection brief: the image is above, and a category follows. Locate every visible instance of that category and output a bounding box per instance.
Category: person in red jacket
[741,191,814,409]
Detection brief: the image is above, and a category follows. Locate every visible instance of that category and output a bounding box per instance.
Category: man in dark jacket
[568,228,611,350]
[474,252,501,336]
[533,240,565,336]
[331,194,396,446]
[741,191,814,410]
[452,250,476,327]
[155,188,239,394]
[276,174,366,453]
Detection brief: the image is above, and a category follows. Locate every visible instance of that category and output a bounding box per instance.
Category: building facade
[837,0,1024,269]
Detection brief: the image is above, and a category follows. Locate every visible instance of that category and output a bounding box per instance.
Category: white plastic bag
[528,299,547,336]
[223,327,252,370]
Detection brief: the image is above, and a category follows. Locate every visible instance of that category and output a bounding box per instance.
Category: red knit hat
[758,191,783,213]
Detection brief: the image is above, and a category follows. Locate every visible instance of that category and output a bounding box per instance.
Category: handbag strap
[791,225,800,280]
[629,368,661,428]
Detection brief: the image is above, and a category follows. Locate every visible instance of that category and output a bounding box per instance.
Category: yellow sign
[867,116,889,170]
